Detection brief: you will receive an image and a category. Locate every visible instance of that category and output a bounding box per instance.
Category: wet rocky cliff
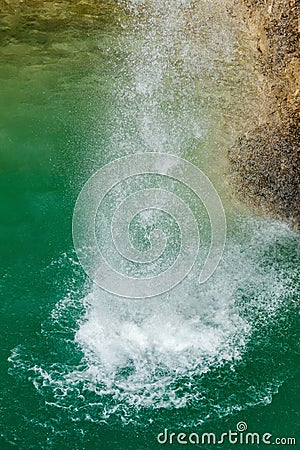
[229,0,299,230]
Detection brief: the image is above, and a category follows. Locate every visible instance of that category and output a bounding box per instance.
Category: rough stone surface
[229,0,299,230]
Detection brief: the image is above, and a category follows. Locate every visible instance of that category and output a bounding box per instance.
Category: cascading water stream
[7,0,299,438]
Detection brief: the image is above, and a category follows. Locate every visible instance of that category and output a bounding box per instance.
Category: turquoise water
[1,1,299,448]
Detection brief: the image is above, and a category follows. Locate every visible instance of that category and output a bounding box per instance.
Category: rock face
[229,0,299,230]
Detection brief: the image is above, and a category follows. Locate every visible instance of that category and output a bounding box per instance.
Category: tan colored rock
[229,0,299,230]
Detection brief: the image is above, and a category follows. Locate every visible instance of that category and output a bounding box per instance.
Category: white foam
[8,219,297,425]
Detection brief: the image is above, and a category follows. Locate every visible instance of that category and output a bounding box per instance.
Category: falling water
[4,0,299,447]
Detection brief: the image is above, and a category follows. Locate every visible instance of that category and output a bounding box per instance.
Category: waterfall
[8,0,299,433]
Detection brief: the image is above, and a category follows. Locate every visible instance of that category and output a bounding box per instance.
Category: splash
[7,0,299,432]
[9,219,298,426]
